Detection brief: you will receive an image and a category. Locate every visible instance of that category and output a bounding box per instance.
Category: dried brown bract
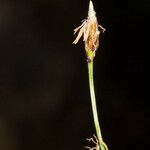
[73,0,105,62]
[85,135,108,150]
[85,135,100,150]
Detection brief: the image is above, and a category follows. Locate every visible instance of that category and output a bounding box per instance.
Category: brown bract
[73,0,105,62]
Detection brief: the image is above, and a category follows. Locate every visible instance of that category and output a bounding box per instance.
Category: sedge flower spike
[73,0,105,62]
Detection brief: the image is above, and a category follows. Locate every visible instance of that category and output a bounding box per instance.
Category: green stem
[88,61,106,150]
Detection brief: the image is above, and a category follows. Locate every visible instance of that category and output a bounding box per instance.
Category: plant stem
[88,61,106,150]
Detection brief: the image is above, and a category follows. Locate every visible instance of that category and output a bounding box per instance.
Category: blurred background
[0,0,149,150]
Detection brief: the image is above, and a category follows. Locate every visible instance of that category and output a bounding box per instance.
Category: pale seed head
[73,0,105,62]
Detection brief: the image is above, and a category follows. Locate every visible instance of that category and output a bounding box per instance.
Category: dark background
[0,0,149,150]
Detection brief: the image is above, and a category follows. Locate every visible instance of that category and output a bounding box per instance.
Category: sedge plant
[73,1,108,150]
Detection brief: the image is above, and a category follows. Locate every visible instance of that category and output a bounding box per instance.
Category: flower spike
[73,0,105,62]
